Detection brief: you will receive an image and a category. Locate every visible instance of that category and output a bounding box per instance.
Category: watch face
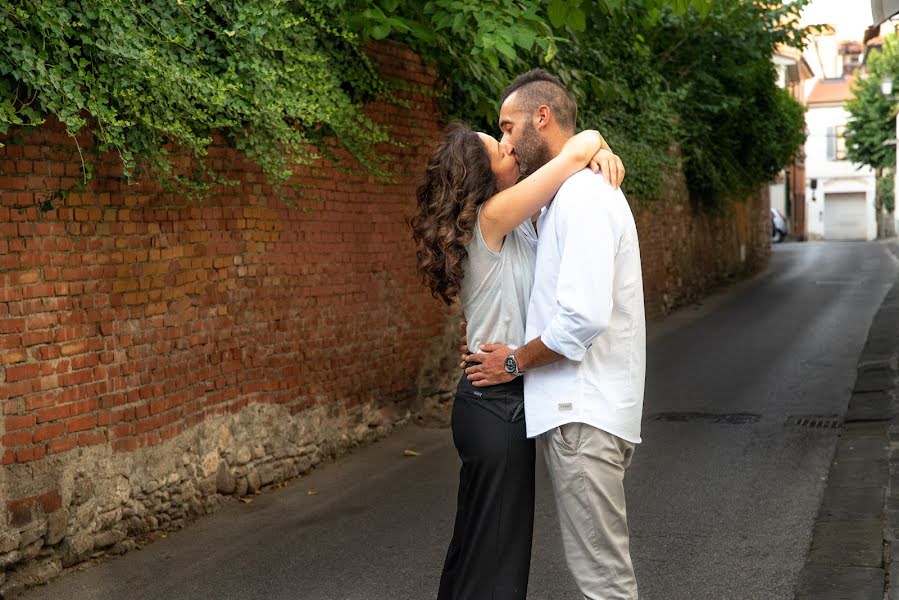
[504,355,516,374]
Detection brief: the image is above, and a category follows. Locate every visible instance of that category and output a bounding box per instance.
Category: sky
[799,0,875,42]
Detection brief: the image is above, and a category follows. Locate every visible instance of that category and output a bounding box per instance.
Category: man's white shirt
[524,169,646,443]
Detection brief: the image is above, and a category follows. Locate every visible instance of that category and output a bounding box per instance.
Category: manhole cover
[650,412,760,425]
[786,415,842,429]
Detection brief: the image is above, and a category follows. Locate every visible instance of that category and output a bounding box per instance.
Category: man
[465,69,646,600]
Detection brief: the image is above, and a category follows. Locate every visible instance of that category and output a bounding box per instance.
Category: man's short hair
[500,69,577,133]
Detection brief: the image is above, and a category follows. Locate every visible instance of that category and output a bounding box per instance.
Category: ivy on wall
[1,0,811,206]
[0,0,388,193]
[350,0,811,205]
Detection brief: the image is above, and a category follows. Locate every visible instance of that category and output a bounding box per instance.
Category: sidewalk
[796,242,899,599]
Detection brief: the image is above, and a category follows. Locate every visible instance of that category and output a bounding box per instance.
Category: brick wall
[637,175,770,321]
[0,41,769,592]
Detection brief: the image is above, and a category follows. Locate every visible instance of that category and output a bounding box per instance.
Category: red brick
[25,313,58,330]
[33,422,67,442]
[110,423,134,438]
[2,429,32,446]
[1,349,27,364]
[8,270,40,285]
[36,404,70,423]
[0,380,33,399]
[21,284,55,299]
[53,326,86,343]
[60,340,89,356]
[77,430,106,447]
[4,363,39,382]
[111,437,138,452]
[47,436,77,454]
[16,445,46,463]
[37,346,61,361]
[65,415,97,433]
[0,334,22,350]
[134,415,162,435]
[0,318,25,334]
[70,353,99,370]
[5,414,36,431]
[0,285,21,302]
[71,398,99,416]
[58,369,93,386]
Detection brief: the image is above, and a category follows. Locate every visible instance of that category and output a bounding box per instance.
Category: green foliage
[352,0,809,204]
[845,34,899,216]
[344,0,562,126]
[643,0,810,206]
[0,0,388,192]
[548,4,684,200]
[1,0,810,207]
[845,35,899,171]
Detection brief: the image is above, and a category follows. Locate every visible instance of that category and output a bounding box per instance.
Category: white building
[803,39,877,241]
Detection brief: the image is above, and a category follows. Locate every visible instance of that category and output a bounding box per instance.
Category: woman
[409,123,624,600]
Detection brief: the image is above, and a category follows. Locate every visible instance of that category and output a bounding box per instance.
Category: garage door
[824,192,867,240]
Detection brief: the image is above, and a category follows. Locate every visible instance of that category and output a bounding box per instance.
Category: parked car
[771,208,788,243]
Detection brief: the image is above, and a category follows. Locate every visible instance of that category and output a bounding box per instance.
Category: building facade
[803,37,878,240]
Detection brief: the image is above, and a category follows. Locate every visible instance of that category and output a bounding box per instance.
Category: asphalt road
[22,240,899,600]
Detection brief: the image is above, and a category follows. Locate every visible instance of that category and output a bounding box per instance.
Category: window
[836,125,847,160]
[826,126,848,161]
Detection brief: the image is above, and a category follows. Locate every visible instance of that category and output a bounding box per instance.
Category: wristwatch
[504,352,524,377]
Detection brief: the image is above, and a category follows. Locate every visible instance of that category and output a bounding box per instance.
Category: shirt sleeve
[540,180,618,362]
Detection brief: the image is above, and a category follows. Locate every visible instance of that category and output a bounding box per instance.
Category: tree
[639,0,811,206]
[845,35,899,172]
[845,33,899,229]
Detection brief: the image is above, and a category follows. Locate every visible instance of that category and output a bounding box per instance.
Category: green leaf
[407,21,437,42]
[547,0,569,29]
[568,8,586,32]
[696,0,712,18]
[514,28,536,51]
[494,40,516,60]
[370,23,392,39]
[452,12,465,33]
[544,40,558,63]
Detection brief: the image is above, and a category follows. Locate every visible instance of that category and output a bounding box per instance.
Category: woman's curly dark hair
[409,122,497,305]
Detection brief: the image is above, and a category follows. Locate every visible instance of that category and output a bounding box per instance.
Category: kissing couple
[410,69,646,600]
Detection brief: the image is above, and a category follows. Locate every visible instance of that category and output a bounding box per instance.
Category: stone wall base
[0,401,405,594]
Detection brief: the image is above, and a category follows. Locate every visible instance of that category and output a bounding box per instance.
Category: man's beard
[515,120,553,178]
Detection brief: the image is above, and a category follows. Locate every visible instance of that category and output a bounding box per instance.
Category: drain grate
[786,415,842,429]
[650,412,760,425]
